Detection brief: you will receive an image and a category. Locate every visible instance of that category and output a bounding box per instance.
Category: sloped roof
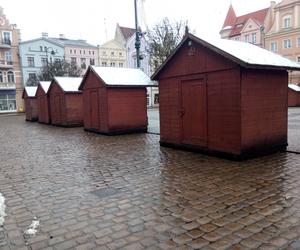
[289,84,300,91]
[80,66,157,89]
[119,26,136,40]
[48,38,97,48]
[152,33,300,79]
[222,5,237,28]
[24,86,37,97]
[221,6,269,37]
[39,81,51,94]
[53,77,82,92]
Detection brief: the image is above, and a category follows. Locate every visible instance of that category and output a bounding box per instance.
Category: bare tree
[38,59,82,81]
[146,18,187,72]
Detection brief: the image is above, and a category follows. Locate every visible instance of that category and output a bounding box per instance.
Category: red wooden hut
[22,86,38,122]
[288,84,300,107]
[36,81,51,124]
[152,33,300,159]
[79,66,157,135]
[48,77,83,127]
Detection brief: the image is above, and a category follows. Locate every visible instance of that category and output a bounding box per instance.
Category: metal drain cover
[90,187,119,199]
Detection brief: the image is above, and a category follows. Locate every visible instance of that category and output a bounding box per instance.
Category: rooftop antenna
[104,18,108,41]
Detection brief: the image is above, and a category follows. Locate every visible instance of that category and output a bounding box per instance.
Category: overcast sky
[0,0,279,45]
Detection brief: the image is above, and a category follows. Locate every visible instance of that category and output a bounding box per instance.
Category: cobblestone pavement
[288,108,300,152]
[2,115,300,249]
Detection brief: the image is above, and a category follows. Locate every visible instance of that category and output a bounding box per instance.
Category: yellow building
[265,0,300,84]
[0,7,23,113]
[98,39,126,68]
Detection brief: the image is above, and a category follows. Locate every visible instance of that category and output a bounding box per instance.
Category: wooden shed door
[90,91,99,129]
[181,78,207,146]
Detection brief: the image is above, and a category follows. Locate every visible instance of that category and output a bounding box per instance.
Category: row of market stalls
[23,33,300,160]
[23,66,157,134]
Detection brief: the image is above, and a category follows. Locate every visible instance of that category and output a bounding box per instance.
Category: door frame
[179,74,208,147]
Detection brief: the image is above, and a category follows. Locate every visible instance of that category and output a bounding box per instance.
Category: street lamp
[44,47,56,67]
[134,0,141,68]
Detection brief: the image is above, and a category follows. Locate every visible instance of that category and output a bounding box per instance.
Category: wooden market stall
[288,84,300,107]
[79,66,157,135]
[22,86,38,122]
[152,33,300,160]
[36,81,51,124]
[48,77,83,127]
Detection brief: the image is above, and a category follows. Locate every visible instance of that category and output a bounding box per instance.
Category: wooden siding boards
[80,68,148,135]
[153,33,292,160]
[288,88,300,107]
[22,91,38,122]
[36,85,51,124]
[48,81,83,127]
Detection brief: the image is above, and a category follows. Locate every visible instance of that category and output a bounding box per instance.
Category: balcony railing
[0,82,16,89]
[0,39,11,48]
[0,60,13,68]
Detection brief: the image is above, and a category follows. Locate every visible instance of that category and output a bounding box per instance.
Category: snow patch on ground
[24,219,40,235]
[0,192,6,226]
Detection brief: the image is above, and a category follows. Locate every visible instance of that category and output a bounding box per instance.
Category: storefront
[0,89,16,112]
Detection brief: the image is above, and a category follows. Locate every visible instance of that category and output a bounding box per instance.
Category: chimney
[59,34,66,39]
[42,32,48,38]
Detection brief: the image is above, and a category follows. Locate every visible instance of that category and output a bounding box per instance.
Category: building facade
[220,4,273,46]
[98,39,126,67]
[265,0,300,84]
[19,35,64,86]
[19,34,98,87]
[0,7,23,112]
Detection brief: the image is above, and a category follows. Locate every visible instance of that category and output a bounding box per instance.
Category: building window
[245,34,249,43]
[0,71,3,82]
[119,62,123,67]
[7,71,14,83]
[3,32,11,45]
[102,51,107,56]
[284,17,291,28]
[102,61,107,66]
[284,39,292,49]
[92,51,95,55]
[90,58,95,65]
[81,58,86,69]
[5,51,12,64]
[297,57,300,63]
[111,51,115,57]
[119,52,123,56]
[41,57,47,66]
[27,73,38,86]
[297,37,300,47]
[0,94,16,111]
[83,50,85,55]
[70,49,72,54]
[27,57,35,67]
[89,51,91,55]
[270,42,278,52]
[74,50,76,54]
[40,46,43,51]
[80,50,82,54]
[154,94,159,104]
[251,33,257,44]
[234,37,240,41]
[110,62,115,67]
[71,57,77,64]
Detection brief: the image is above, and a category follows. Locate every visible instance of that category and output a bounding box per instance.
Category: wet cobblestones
[1,115,300,249]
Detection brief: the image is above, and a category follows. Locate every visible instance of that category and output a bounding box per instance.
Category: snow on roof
[54,77,82,92]
[39,81,51,93]
[289,84,300,92]
[205,37,300,69]
[91,66,157,87]
[25,86,37,97]
[223,26,232,30]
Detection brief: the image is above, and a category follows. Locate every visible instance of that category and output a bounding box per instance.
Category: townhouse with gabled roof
[220,3,274,47]
[19,33,99,87]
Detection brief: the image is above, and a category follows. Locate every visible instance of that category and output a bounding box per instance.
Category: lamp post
[134,0,141,68]
[44,47,56,67]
